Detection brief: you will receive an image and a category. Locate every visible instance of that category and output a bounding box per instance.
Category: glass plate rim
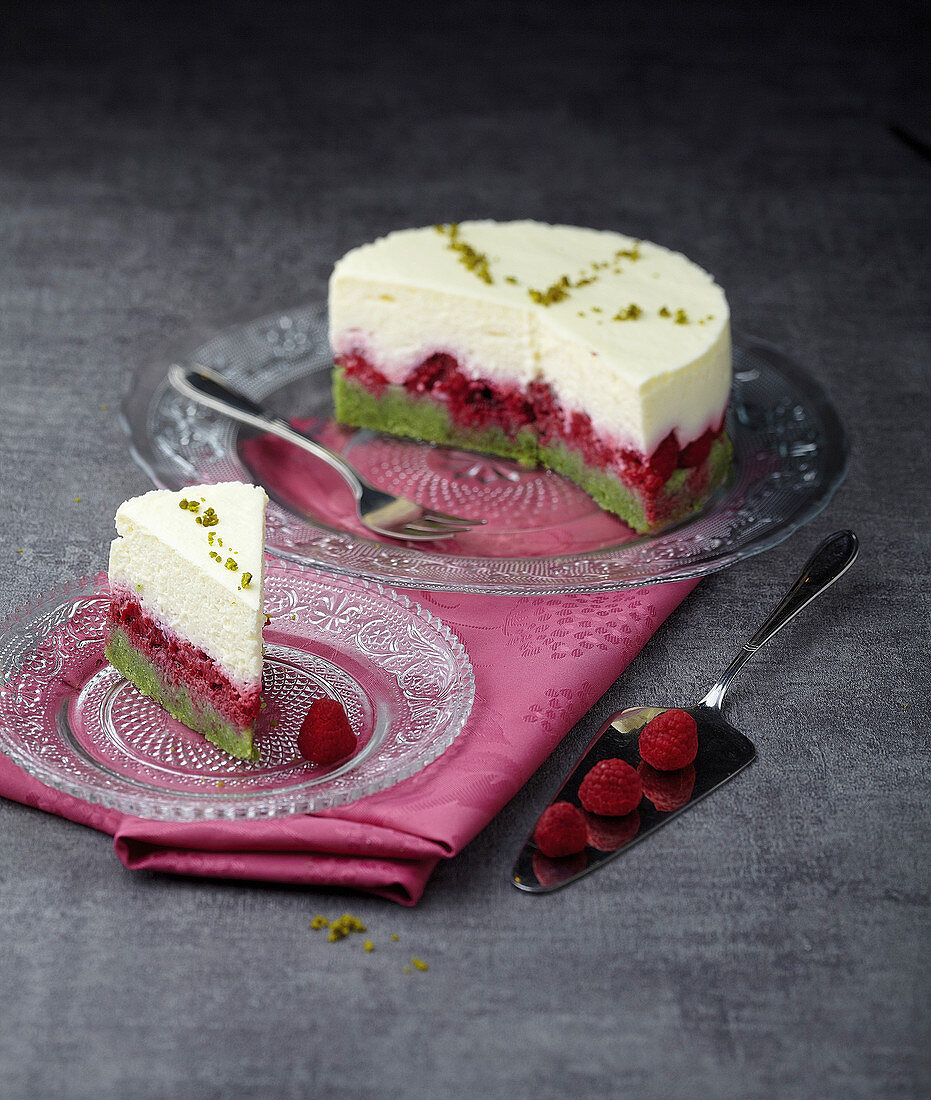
[121,305,850,595]
[0,562,476,821]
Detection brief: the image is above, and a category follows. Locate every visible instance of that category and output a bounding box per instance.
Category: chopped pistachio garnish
[240,571,253,588]
[209,551,220,561]
[411,957,429,972]
[674,308,689,324]
[659,306,671,318]
[224,557,238,571]
[326,914,367,942]
[310,916,330,930]
[504,275,518,284]
[529,275,571,306]
[527,241,641,308]
[179,498,199,512]
[435,223,494,284]
[613,303,642,321]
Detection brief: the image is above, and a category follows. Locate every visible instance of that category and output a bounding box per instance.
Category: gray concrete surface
[0,2,928,1096]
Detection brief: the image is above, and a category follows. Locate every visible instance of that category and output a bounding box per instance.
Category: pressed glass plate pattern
[0,563,474,821]
[122,303,849,595]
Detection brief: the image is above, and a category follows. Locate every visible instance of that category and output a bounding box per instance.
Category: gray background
[1,2,928,1096]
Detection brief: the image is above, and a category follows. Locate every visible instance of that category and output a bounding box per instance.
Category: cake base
[105,625,259,762]
[333,367,731,533]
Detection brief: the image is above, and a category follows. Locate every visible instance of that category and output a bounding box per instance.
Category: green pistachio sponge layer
[105,626,258,761]
[333,367,732,534]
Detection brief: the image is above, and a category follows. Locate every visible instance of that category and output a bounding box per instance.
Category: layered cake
[105,482,268,760]
[330,221,732,532]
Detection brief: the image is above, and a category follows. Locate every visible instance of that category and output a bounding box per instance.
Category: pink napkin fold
[0,577,696,904]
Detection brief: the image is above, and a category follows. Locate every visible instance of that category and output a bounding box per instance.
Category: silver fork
[168,364,484,541]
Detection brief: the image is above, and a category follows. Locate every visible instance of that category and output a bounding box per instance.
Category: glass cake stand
[121,302,849,596]
[0,563,474,821]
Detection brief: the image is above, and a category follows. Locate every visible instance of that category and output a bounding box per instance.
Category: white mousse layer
[108,482,267,687]
[330,221,731,456]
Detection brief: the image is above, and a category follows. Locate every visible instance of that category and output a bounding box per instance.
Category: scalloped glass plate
[0,562,474,821]
[122,303,848,595]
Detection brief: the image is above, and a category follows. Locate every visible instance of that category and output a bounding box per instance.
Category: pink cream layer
[107,592,262,729]
[338,350,727,496]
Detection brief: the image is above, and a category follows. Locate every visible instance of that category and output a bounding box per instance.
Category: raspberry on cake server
[105,482,268,760]
[330,220,732,533]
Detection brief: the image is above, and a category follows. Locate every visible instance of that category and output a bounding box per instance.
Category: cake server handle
[168,363,366,500]
[698,530,859,711]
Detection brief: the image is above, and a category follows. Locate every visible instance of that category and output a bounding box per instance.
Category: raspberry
[678,427,715,469]
[297,697,356,765]
[403,352,464,399]
[582,808,641,851]
[638,762,696,811]
[533,801,588,857]
[578,758,642,816]
[643,433,680,490]
[638,708,698,770]
[339,352,389,395]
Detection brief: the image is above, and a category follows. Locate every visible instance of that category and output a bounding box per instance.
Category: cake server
[168,363,485,541]
[512,529,859,893]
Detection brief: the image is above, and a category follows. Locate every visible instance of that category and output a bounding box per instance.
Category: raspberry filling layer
[338,351,725,496]
[107,593,261,730]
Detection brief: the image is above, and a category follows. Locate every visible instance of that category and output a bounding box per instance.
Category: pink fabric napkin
[1,417,700,902]
[0,577,696,904]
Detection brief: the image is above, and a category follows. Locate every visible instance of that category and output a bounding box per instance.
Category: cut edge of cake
[103,624,259,759]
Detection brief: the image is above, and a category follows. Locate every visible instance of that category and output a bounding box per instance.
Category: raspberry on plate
[578,758,642,816]
[297,697,357,765]
[638,708,698,771]
[638,761,696,812]
[534,801,588,857]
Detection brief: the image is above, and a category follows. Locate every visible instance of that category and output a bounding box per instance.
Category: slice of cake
[105,482,268,760]
[330,220,732,533]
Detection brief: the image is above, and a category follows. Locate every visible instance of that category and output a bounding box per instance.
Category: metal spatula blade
[512,530,859,894]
